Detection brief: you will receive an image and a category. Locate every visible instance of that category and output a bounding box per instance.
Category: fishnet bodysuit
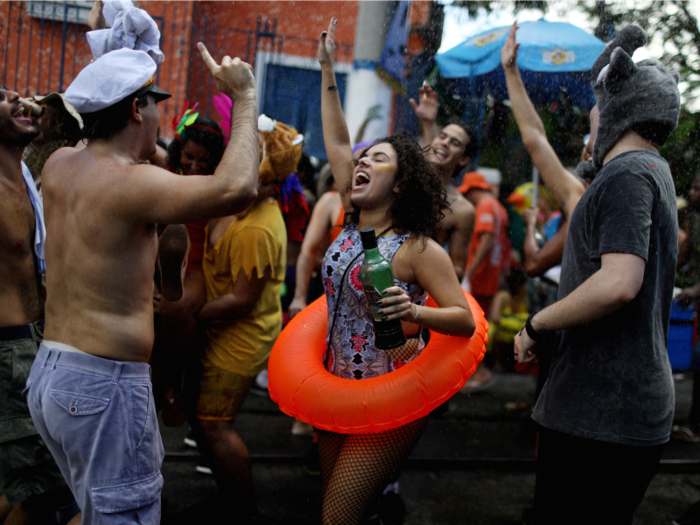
[319,227,430,524]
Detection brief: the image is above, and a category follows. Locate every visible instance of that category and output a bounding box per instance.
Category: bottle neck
[363,246,383,263]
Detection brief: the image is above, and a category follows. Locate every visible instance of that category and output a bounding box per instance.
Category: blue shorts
[26,344,164,525]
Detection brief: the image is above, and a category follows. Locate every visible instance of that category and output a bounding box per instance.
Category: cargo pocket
[49,389,110,416]
[92,470,163,514]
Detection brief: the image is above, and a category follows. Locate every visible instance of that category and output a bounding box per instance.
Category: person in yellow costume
[193,114,303,522]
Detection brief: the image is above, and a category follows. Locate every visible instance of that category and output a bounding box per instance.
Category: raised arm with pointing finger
[107,44,260,225]
[501,22,585,218]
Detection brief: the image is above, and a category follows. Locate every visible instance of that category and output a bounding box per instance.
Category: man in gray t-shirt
[533,150,677,445]
[514,25,680,525]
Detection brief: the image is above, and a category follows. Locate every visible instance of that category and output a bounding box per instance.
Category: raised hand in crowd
[87,0,105,30]
[317,17,337,68]
[409,83,438,123]
[198,42,256,102]
[409,82,439,145]
[500,21,520,70]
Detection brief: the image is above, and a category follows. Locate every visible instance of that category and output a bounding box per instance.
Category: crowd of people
[0,1,692,524]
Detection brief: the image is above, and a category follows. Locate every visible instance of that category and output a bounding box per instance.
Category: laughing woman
[317,18,476,525]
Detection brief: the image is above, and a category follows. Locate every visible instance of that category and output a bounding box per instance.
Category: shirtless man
[0,87,79,525]
[409,86,476,280]
[26,45,259,524]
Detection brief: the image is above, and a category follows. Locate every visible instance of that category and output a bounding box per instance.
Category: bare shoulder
[394,233,458,286]
[400,234,451,264]
[444,189,475,224]
[44,145,80,169]
[316,190,337,210]
[450,192,475,218]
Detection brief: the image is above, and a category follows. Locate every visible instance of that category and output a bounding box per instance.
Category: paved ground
[158,372,700,524]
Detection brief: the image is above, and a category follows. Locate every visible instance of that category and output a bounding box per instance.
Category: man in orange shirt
[458,171,510,389]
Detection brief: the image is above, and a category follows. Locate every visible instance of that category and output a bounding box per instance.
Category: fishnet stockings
[318,416,429,525]
[383,334,423,361]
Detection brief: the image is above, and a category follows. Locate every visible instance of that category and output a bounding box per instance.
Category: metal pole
[532,165,539,209]
[58,4,68,92]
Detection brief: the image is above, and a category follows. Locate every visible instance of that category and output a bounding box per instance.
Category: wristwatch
[525,313,548,342]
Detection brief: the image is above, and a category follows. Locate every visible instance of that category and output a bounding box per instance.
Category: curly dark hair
[344,132,449,241]
[166,115,225,175]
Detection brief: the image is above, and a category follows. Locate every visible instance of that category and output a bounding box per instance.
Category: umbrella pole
[532,165,539,209]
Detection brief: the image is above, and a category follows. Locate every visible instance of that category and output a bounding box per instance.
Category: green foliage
[660,112,700,196]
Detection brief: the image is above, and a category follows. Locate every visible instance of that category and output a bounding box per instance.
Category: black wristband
[525,313,547,342]
[327,85,338,92]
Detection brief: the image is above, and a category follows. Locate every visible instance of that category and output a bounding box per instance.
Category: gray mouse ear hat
[577,25,681,181]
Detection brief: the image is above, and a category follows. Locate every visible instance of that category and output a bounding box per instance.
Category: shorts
[196,353,255,421]
[0,321,65,505]
[26,344,164,525]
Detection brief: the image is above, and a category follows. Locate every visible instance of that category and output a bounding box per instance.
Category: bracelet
[327,85,338,92]
[525,313,548,342]
[412,305,419,323]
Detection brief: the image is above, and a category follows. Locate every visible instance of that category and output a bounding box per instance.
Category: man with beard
[0,87,79,525]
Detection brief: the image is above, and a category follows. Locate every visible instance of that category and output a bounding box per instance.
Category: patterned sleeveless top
[323,226,428,380]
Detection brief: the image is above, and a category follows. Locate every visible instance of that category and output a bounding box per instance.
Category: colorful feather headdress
[172,101,199,140]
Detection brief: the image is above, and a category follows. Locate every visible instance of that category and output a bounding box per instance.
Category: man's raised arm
[501,22,584,217]
[111,43,259,225]
[409,82,439,147]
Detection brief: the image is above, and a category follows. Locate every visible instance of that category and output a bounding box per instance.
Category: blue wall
[262,64,347,160]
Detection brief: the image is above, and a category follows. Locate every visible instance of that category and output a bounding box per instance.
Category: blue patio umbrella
[435,20,606,109]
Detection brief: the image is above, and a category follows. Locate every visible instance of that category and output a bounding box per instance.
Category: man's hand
[409,82,438,124]
[514,326,538,363]
[676,283,700,305]
[522,208,539,229]
[318,18,337,67]
[198,42,255,101]
[288,297,306,320]
[88,1,106,30]
[500,21,520,70]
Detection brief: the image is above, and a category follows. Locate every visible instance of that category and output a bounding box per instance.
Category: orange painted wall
[195,1,358,54]
[185,1,358,119]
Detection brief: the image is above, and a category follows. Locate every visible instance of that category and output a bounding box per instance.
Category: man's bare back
[42,44,260,363]
[43,148,162,361]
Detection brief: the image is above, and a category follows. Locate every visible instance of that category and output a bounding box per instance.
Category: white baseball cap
[65,48,170,113]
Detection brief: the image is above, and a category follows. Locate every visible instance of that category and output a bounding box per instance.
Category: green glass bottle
[359,228,407,350]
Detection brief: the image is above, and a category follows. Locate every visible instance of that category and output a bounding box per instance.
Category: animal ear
[603,47,637,94]
[591,24,647,83]
[671,70,680,84]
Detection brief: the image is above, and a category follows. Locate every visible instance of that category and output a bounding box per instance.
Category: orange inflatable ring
[268,290,488,434]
